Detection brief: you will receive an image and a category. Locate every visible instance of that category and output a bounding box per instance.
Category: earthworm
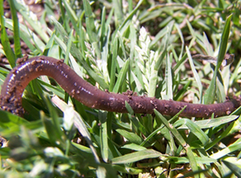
[0,56,240,118]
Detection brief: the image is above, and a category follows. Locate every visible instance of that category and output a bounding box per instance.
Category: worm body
[0,56,240,117]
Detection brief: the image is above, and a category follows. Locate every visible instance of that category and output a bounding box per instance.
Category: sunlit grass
[0,0,240,177]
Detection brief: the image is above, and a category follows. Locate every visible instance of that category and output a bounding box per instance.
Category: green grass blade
[204,14,232,104]
[52,96,100,163]
[216,15,232,69]
[121,143,146,151]
[0,110,28,129]
[43,96,63,142]
[175,119,209,146]
[112,0,124,27]
[222,160,241,177]
[205,121,235,151]
[210,138,241,159]
[154,110,199,176]
[65,29,74,64]
[109,38,118,91]
[12,1,49,43]
[113,60,130,93]
[178,115,238,129]
[62,0,78,28]
[111,149,162,164]
[83,0,98,43]
[4,18,44,52]
[186,47,203,99]
[99,112,109,162]
[50,17,108,89]
[154,110,187,147]
[150,20,174,49]
[148,53,158,97]
[9,0,21,58]
[0,1,240,177]
[118,0,143,31]
[165,53,173,99]
[116,129,142,145]
[0,0,16,67]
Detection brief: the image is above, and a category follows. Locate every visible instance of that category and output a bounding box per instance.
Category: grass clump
[0,0,241,177]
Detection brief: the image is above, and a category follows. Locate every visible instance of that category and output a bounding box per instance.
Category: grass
[0,0,241,177]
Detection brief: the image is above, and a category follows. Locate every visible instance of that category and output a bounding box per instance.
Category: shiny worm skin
[0,56,240,118]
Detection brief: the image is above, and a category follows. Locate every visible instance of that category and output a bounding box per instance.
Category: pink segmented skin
[0,56,240,118]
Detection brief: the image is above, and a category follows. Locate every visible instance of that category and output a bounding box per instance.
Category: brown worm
[0,56,240,118]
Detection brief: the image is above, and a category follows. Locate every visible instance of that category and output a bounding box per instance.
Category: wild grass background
[0,0,241,177]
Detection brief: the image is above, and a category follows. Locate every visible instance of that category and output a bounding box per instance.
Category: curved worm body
[0,56,240,117]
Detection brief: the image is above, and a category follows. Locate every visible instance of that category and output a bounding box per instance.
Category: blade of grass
[50,17,109,89]
[186,47,203,100]
[43,96,63,142]
[41,111,63,145]
[150,20,174,49]
[175,23,185,61]
[204,14,232,104]
[65,29,74,65]
[165,53,173,99]
[168,156,215,164]
[9,0,21,58]
[116,129,142,145]
[210,138,241,160]
[128,113,147,136]
[178,115,238,129]
[140,106,187,147]
[205,121,235,151]
[52,96,100,163]
[120,0,143,29]
[112,60,130,93]
[148,52,158,97]
[83,0,98,43]
[0,110,29,128]
[121,143,146,151]
[174,119,209,146]
[5,18,44,52]
[154,110,199,177]
[112,0,124,27]
[109,38,118,91]
[62,0,78,29]
[222,160,241,177]
[99,112,108,162]
[12,0,49,43]
[111,149,162,164]
[0,0,16,67]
